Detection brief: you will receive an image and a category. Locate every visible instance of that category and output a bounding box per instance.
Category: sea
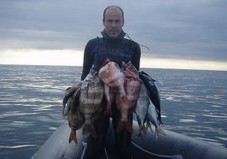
[0,65,226,159]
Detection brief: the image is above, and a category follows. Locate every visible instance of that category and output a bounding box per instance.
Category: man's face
[103,8,124,38]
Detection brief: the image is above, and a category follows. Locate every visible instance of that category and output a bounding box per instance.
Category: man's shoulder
[85,37,100,48]
[124,38,140,48]
[87,38,98,44]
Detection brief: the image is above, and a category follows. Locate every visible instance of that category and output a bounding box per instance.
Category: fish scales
[125,79,141,102]
[134,82,150,136]
[98,59,125,115]
[79,72,104,138]
[63,66,104,142]
[66,96,85,143]
[116,61,140,133]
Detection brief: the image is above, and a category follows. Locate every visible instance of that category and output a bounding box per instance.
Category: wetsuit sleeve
[81,40,95,80]
[131,42,141,70]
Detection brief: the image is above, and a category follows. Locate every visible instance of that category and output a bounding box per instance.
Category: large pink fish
[116,61,141,133]
[98,59,125,115]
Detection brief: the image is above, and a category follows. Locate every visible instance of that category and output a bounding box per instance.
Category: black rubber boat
[31,121,227,159]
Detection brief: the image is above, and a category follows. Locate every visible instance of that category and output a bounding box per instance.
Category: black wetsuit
[81,30,141,159]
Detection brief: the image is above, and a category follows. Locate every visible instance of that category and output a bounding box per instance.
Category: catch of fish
[63,60,162,143]
[98,59,125,115]
[134,81,161,137]
[115,61,141,133]
[63,66,104,143]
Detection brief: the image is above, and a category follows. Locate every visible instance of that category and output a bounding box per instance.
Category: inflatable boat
[31,121,227,159]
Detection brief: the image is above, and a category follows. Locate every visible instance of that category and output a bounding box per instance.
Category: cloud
[0,0,227,62]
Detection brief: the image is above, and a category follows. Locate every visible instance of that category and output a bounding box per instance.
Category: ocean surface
[0,65,226,159]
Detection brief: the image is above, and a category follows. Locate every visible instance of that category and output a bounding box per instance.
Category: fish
[121,61,140,108]
[103,84,114,115]
[98,59,125,95]
[80,67,104,138]
[145,98,162,137]
[116,61,140,133]
[134,81,162,138]
[63,82,84,143]
[67,96,85,143]
[62,83,81,116]
[134,82,150,136]
[63,87,85,143]
[139,71,162,123]
[98,59,125,115]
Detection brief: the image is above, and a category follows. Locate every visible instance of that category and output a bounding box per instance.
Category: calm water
[0,65,226,159]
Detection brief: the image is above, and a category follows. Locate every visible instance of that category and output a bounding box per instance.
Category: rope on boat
[80,142,109,159]
[81,141,183,159]
[80,142,87,159]
[131,141,183,159]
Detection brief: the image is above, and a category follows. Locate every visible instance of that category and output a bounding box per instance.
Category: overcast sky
[1,0,227,63]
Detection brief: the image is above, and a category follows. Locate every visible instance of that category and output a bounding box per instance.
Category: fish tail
[143,121,152,134]
[155,127,165,139]
[140,124,147,134]
[69,132,77,143]
[117,121,133,133]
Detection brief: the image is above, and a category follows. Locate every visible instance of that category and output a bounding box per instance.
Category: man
[81,5,141,159]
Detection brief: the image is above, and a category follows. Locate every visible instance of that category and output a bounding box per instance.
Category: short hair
[103,5,124,20]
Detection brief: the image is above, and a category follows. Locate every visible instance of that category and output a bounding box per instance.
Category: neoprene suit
[81,30,141,159]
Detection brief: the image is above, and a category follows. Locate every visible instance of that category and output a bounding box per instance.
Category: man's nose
[111,21,117,27]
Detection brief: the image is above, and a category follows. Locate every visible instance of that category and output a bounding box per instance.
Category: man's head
[103,5,124,38]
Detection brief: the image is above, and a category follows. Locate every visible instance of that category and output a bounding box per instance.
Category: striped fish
[80,68,104,138]
[63,84,85,143]
[67,96,85,143]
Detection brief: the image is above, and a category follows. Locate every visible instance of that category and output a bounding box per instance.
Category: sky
[0,0,227,70]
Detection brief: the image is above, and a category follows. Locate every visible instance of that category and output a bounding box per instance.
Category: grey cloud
[0,0,227,61]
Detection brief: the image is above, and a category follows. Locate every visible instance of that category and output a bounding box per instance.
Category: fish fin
[117,121,133,133]
[140,124,147,134]
[155,127,165,139]
[145,122,153,134]
[69,132,77,143]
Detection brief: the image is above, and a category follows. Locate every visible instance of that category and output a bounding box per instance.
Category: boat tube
[32,121,227,159]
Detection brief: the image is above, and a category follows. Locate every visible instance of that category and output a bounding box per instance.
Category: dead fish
[103,84,114,115]
[139,71,161,123]
[67,96,85,143]
[63,87,85,143]
[146,98,161,137]
[134,82,150,136]
[116,61,140,133]
[80,68,104,138]
[122,61,140,109]
[63,82,84,143]
[98,59,125,95]
[62,83,81,116]
[98,59,125,115]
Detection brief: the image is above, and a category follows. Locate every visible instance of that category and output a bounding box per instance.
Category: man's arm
[81,40,95,80]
